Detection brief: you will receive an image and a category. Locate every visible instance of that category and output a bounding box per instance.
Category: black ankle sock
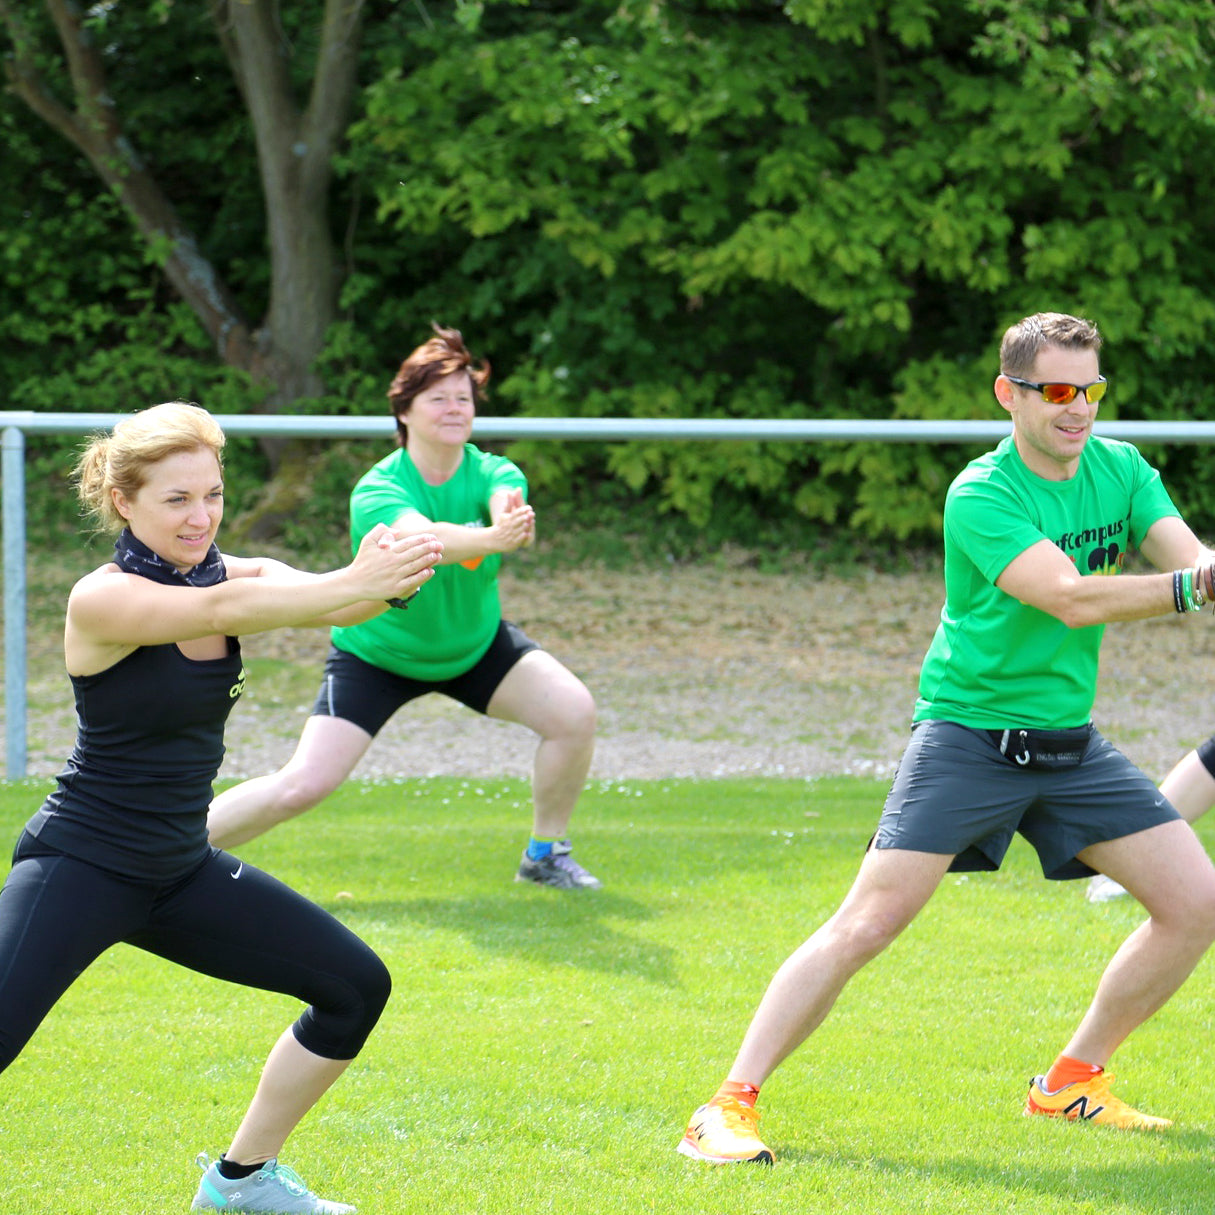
[217,1156,263,1180]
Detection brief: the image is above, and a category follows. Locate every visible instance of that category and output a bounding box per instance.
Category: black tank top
[25,640,246,880]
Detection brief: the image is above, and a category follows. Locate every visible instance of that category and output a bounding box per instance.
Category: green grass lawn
[1,774,1213,1213]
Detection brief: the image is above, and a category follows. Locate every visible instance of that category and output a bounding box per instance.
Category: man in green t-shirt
[679,311,1215,1164]
[207,324,600,890]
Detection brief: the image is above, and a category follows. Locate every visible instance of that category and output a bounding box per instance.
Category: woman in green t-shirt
[207,325,600,890]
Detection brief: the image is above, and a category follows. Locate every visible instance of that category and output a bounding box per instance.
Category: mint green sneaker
[191,1152,355,1213]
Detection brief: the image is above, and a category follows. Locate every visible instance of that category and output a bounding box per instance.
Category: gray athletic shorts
[872,719,1181,880]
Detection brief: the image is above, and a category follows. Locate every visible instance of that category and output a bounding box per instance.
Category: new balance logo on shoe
[1024,1073,1171,1131]
[1059,1094,1105,1120]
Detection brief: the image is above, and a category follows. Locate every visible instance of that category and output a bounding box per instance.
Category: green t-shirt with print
[914,435,1180,730]
[331,444,527,682]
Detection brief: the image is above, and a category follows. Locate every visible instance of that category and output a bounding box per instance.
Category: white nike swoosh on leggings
[230,861,244,880]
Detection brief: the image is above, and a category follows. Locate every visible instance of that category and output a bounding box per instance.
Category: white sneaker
[1086,874,1128,903]
[192,1153,355,1213]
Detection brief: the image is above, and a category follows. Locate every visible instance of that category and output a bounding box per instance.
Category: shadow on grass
[331,888,679,986]
[768,1132,1215,1205]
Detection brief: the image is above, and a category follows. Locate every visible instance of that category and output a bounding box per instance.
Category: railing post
[2,425,27,779]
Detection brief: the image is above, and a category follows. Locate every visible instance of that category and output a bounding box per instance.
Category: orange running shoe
[678,1097,775,1164]
[1024,1073,1172,1130]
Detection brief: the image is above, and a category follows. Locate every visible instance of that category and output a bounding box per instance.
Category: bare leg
[486,651,596,839]
[1087,748,1215,902]
[224,1030,351,1165]
[729,848,952,1085]
[208,716,372,849]
[1062,819,1215,1066]
[1158,749,1215,824]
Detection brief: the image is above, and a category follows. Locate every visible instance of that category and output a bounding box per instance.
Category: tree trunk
[212,0,367,411]
[1,0,369,528]
[1,0,368,418]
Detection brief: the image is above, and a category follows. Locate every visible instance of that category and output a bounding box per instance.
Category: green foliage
[3,774,1215,1212]
[13,328,273,538]
[5,0,1215,545]
[0,3,258,394]
[339,0,1215,539]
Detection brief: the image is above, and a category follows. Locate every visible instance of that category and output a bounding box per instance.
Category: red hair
[387,323,490,447]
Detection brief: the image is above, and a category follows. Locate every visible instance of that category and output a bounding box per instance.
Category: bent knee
[1148,875,1215,937]
[296,950,392,1059]
[276,767,343,817]
[553,688,596,743]
[1181,883,1215,937]
[568,692,597,741]
[527,692,596,748]
[829,909,908,965]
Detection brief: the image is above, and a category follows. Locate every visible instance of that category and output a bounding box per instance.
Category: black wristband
[386,591,419,610]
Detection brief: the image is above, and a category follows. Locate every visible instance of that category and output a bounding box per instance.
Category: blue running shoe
[191,1152,356,1213]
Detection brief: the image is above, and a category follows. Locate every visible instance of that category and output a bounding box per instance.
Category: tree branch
[212,0,301,161]
[43,0,117,140]
[0,0,255,366]
[302,0,368,192]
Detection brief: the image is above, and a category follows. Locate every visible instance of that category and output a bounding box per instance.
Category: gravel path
[8,563,1215,785]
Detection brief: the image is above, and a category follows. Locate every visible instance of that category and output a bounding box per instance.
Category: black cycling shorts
[312,620,541,735]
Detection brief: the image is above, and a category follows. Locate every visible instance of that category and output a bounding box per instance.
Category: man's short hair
[1000,312,1102,378]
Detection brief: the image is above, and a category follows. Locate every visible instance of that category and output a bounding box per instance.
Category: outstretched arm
[395,486,535,565]
[65,527,442,674]
[996,517,1214,629]
[223,528,442,627]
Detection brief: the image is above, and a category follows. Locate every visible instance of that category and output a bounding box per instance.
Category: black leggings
[1198,735,1215,780]
[0,839,391,1071]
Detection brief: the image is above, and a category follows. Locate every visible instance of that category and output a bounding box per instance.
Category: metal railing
[6,409,1215,779]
